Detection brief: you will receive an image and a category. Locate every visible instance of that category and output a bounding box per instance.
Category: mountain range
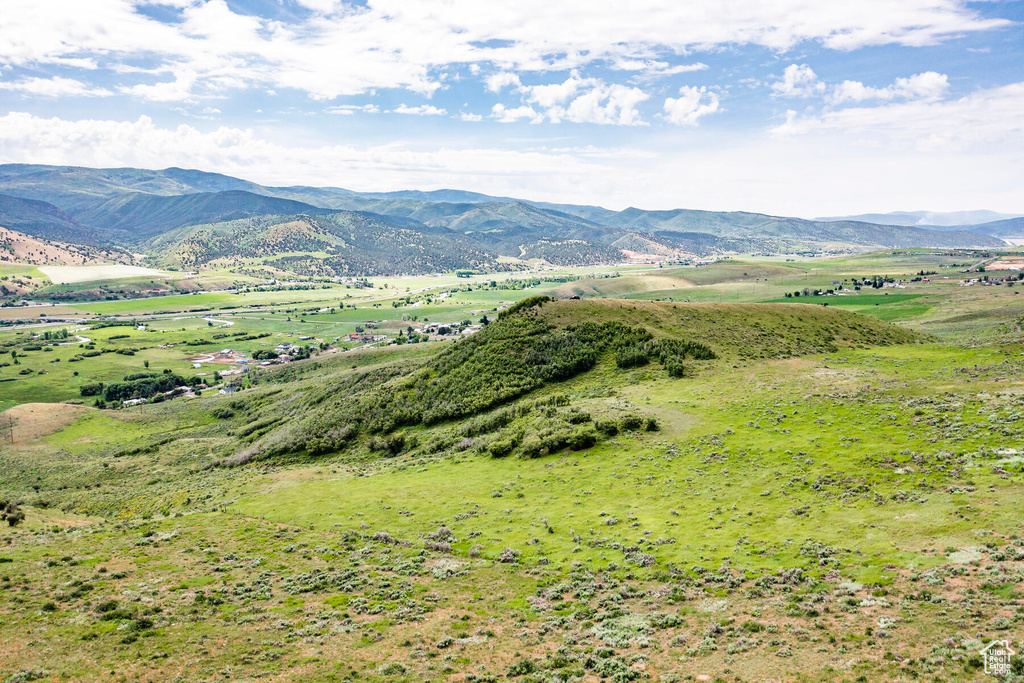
[0,164,1013,276]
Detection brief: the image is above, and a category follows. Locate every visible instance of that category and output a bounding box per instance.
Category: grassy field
[2,251,1023,682]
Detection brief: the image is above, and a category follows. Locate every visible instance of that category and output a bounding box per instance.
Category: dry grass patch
[38,264,171,284]
[3,402,93,444]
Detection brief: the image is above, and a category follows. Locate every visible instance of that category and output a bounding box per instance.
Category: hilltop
[226,298,922,465]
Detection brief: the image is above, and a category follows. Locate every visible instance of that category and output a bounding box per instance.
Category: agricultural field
[2,250,1024,682]
[37,264,174,284]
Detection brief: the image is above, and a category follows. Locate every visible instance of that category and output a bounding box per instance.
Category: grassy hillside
[71,191,334,240]
[5,286,1024,681]
[0,227,133,267]
[211,299,923,467]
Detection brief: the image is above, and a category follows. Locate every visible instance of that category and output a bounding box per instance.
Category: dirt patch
[0,306,85,320]
[3,402,93,444]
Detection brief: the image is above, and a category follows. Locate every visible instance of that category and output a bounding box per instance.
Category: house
[123,398,147,407]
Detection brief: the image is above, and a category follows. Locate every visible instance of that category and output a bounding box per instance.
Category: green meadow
[2,251,1023,682]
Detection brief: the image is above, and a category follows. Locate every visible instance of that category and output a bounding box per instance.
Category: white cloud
[830,71,949,104]
[292,0,341,13]
[459,112,483,122]
[771,64,825,98]
[501,75,649,126]
[390,103,447,115]
[486,72,521,93]
[773,81,1024,152]
[0,0,1008,101]
[610,59,709,77]
[491,103,541,123]
[662,86,720,126]
[0,76,111,97]
[119,68,197,102]
[520,74,590,108]
[0,110,1020,216]
[558,84,649,126]
[0,110,612,198]
[325,104,381,115]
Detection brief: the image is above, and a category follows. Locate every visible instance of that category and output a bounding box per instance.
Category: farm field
[1,249,1024,682]
[38,264,174,284]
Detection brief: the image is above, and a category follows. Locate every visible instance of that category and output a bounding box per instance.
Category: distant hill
[148,213,514,276]
[0,193,104,244]
[0,164,266,212]
[0,163,1009,275]
[968,217,1024,238]
[817,209,1023,227]
[70,190,334,239]
[0,226,132,267]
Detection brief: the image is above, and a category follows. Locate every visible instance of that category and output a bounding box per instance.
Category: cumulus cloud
[771,64,825,98]
[829,71,949,104]
[390,103,447,115]
[662,86,720,126]
[558,83,649,125]
[520,75,590,109]
[491,103,541,123]
[0,0,1008,101]
[459,112,483,122]
[486,72,521,93]
[495,75,649,126]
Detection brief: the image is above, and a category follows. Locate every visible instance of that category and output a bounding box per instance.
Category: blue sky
[0,0,1021,216]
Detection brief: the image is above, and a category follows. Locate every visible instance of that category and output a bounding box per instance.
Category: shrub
[498,547,521,563]
[566,427,598,450]
[488,439,517,458]
[506,659,537,677]
[620,415,644,431]
[79,382,104,397]
[0,501,25,527]
[615,348,649,369]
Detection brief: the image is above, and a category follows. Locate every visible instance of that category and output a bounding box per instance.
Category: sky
[0,0,1021,217]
